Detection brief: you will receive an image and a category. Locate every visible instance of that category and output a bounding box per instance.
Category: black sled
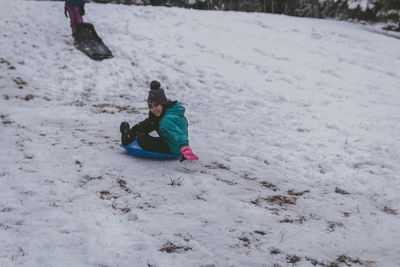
[74,23,113,61]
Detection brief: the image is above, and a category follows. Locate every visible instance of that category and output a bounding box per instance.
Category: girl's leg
[73,7,83,24]
[137,133,171,154]
[66,7,83,36]
[66,7,76,35]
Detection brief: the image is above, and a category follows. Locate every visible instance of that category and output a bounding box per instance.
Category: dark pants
[137,133,171,154]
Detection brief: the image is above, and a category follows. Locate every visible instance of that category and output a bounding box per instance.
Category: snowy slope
[1,1,400,266]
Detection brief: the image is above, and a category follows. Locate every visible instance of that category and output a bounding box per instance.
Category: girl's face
[149,104,163,117]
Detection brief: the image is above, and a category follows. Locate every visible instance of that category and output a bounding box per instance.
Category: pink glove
[180,146,199,161]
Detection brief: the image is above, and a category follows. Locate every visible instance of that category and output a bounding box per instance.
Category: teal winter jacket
[158,101,189,154]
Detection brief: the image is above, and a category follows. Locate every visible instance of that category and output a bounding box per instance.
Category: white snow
[1,1,400,266]
[347,0,373,11]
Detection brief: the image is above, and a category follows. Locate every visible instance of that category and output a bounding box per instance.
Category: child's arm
[159,117,199,161]
[131,116,157,136]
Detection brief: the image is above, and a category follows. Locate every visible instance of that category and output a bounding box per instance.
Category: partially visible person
[120,80,199,162]
[64,0,86,38]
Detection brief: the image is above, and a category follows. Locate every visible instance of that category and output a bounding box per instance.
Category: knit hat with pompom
[147,80,167,106]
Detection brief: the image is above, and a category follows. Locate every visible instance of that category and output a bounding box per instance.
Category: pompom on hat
[147,80,168,106]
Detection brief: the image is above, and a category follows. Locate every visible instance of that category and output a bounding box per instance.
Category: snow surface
[1,1,400,266]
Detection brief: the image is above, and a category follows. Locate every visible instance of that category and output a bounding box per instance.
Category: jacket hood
[164,101,185,116]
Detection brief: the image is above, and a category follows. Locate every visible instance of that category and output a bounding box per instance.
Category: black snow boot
[120,122,131,145]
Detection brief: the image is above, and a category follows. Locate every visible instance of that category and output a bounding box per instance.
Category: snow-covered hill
[1,1,400,266]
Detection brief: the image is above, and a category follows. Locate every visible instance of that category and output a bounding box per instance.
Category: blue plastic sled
[120,140,181,159]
